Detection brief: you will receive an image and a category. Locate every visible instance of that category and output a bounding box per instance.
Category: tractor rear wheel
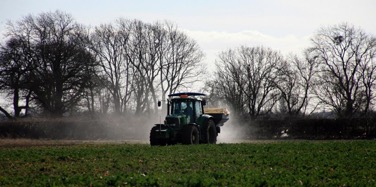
[182,125,199,144]
[202,119,217,144]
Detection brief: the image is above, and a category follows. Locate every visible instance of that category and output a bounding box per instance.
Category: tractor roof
[168,92,206,97]
[168,92,206,100]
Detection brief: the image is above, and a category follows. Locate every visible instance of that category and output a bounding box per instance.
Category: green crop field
[0,141,375,186]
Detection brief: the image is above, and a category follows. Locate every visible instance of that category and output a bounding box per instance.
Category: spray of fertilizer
[216,113,250,143]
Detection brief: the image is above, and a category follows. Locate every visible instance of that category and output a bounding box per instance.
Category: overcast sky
[1,0,375,67]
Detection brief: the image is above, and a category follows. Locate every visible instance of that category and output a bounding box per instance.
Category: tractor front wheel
[182,125,199,144]
[150,126,167,146]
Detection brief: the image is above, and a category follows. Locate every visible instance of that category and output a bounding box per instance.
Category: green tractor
[150,92,229,145]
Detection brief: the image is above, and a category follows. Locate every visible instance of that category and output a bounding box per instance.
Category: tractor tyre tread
[182,125,199,144]
[202,119,217,144]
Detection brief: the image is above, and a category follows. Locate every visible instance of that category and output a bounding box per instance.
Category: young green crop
[0,141,375,186]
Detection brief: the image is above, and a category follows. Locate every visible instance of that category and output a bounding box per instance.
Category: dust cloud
[97,113,159,141]
[216,114,250,143]
[101,110,252,144]
[0,105,255,143]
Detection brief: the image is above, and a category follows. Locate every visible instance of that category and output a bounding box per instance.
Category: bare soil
[0,138,286,148]
[0,139,148,147]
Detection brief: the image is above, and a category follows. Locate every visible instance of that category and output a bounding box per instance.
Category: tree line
[0,11,203,118]
[208,23,376,119]
[1,11,375,121]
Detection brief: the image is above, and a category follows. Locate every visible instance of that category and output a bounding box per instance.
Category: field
[0,140,375,186]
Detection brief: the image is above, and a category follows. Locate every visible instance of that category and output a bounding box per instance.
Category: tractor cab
[167,93,206,125]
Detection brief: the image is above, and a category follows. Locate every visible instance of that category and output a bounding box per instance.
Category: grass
[0,141,375,186]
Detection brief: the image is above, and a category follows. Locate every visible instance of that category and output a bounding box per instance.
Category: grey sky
[1,0,375,56]
[0,0,375,68]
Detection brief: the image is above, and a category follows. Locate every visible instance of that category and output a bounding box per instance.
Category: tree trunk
[13,87,21,117]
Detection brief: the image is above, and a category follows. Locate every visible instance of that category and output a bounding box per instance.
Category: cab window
[194,101,202,119]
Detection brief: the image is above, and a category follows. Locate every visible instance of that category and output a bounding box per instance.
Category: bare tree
[90,20,132,114]
[82,72,108,115]
[209,53,246,117]
[211,46,282,119]
[274,52,317,116]
[125,20,151,114]
[311,23,376,117]
[142,22,164,112]
[0,37,33,118]
[159,22,204,106]
[125,20,204,114]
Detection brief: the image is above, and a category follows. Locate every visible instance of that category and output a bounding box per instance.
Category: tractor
[150,92,229,145]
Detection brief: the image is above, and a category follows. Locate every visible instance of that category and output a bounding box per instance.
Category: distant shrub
[0,116,151,140]
[248,117,376,139]
[0,117,375,140]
